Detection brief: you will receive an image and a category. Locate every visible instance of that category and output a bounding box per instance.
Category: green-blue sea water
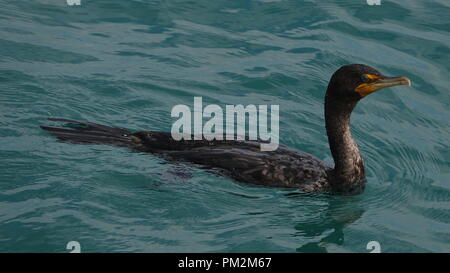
[0,0,449,253]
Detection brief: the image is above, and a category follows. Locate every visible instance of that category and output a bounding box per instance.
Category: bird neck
[324,95,365,194]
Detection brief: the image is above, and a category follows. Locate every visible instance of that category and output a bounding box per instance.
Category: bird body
[41,64,411,195]
[135,131,333,192]
[41,121,332,192]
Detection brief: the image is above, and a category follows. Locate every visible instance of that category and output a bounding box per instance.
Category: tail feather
[40,118,135,147]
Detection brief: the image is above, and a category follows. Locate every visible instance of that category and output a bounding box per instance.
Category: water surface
[0,0,449,252]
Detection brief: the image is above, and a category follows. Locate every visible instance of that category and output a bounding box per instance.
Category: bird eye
[361,74,370,83]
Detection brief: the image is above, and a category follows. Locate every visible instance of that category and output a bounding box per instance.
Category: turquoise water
[1,0,449,253]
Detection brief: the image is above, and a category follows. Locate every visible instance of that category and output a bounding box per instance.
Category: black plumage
[40,64,411,195]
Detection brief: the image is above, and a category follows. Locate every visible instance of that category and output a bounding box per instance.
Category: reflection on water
[294,197,365,253]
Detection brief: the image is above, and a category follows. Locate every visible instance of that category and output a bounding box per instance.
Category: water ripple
[0,0,449,252]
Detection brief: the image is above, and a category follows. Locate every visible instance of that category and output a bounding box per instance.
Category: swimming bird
[40,64,411,195]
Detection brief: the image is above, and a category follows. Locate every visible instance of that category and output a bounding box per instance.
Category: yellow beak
[356,76,411,97]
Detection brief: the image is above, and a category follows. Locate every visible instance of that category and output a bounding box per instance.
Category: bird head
[326,64,411,102]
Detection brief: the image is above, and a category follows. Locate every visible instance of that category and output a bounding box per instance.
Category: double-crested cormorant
[41,64,411,195]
